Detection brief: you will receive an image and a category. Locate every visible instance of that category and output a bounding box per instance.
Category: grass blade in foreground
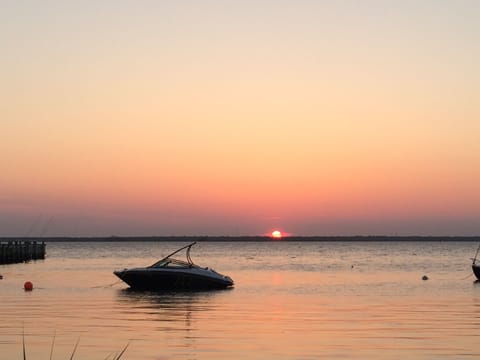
[69,336,81,360]
[49,329,56,360]
[22,326,26,360]
[114,342,130,360]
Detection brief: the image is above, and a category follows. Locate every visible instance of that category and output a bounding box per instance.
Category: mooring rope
[90,280,123,289]
[460,272,474,280]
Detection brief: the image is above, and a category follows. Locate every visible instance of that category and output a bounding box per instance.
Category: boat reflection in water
[116,287,233,328]
[114,242,234,290]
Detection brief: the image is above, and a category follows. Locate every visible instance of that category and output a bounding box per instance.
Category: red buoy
[24,281,33,291]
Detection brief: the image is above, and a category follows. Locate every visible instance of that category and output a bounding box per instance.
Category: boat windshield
[148,242,197,268]
[149,258,192,268]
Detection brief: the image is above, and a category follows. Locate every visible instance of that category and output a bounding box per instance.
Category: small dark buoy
[422,275,429,281]
[24,281,33,291]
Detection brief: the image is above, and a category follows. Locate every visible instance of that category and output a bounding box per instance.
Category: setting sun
[271,230,282,239]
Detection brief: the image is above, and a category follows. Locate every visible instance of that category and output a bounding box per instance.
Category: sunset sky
[1,1,479,236]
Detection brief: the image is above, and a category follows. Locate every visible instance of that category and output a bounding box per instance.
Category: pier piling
[0,241,46,264]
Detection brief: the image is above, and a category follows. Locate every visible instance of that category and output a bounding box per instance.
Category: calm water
[1,241,480,359]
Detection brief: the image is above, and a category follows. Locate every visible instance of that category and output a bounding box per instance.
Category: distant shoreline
[1,236,479,242]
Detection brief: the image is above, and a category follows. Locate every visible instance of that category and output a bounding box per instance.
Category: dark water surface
[1,241,480,359]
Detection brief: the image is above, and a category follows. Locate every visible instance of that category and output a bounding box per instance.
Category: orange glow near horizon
[271,231,283,239]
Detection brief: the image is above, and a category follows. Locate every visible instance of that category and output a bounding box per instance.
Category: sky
[1,0,479,237]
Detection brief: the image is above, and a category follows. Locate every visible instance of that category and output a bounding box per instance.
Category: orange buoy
[24,281,33,291]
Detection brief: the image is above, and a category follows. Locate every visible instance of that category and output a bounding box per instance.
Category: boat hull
[473,264,480,281]
[114,268,233,290]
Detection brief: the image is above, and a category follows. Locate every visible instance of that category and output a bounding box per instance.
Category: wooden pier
[0,241,46,264]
